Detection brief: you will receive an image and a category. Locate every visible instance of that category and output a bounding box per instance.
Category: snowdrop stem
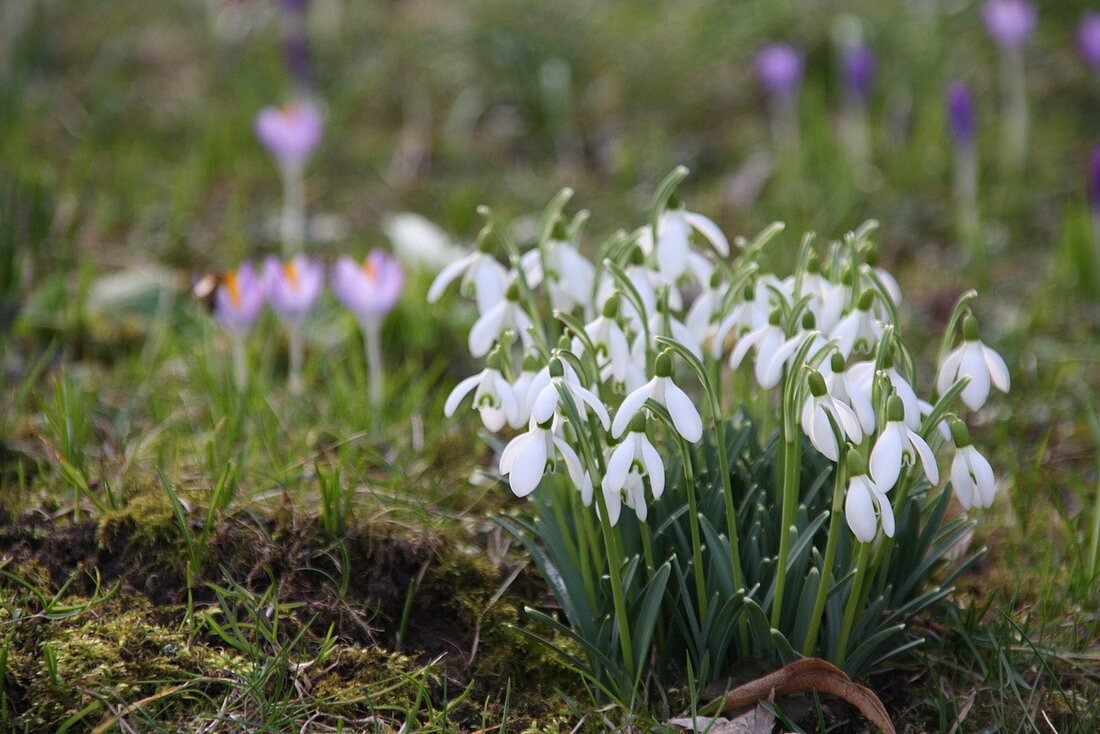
[1001,46,1028,175]
[771,426,802,628]
[478,205,552,349]
[678,435,709,621]
[935,291,977,371]
[802,460,848,656]
[836,540,873,666]
[954,140,980,259]
[592,485,636,680]
[363,318,384,414]
[280,161,307,258]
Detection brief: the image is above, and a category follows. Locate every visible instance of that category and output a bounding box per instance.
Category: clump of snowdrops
[433,168,1007,705]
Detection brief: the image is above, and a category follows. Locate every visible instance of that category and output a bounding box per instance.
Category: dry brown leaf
[706,657,895,734]
[668,701,776,733]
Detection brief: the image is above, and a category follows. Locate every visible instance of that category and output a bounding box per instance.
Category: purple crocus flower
[1089,144,1100,214]
[255,102,324,169]
[946,82,975,148]
[1079,13,1100,70]
[841,45,876,100]
[331,250,405,324]
[982,0,1037,50]
[262,255,324,321]
[755,43,804,99]
[214,262,265,333]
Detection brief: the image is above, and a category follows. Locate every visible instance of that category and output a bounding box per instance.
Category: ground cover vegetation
[0,0,1098,731]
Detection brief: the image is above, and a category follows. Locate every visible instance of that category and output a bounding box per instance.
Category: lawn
[1,0,1098,731]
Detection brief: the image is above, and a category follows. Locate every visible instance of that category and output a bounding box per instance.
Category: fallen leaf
[669,699,776,733]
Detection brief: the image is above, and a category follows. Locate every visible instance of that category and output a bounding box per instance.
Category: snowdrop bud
[847,447,868,476]
[603,293,621,318]
[886,394,905,423]
[655,351,673,378]
[549,357,565,378]
[808,370,828,397]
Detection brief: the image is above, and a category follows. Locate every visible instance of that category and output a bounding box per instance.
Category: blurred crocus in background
[255,102,324,257]
[755,43,804,150]
[946,82,979,256]
[982,0,1036,171]
[331,250,405,412]
[279,0,313,94]
[1079,13,1100,71]
[212,262,265,389]
[839,41,875,169]
[262,255,324,393]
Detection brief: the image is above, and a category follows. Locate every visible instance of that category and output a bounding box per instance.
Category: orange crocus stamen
[362,259,377,281]
[225,271,241,308]
[283,261,299,288]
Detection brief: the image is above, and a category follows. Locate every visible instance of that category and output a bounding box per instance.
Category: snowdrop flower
[579,295,637,392]
[632,309,702,367]
[949,420,997,509]
[519,224,596,312]
[331,250,405,325]
[848,350,921,431]
[510,352,543,427]
[603,414,665,523]
[936,315,1010,411]
[983,0,1037,51]
[845,449,895,543]
[641,198,730,282]
[468,281,534,357]
[262,255,324,322]
[255,102,324,169]
[831,290,885,358]
[612,351,702,442]
[444,349,520,432]
[825,353,876,435]
[596,247,675,328]
[213,263,265,333]
[800,371,864,462]
[869,395,940,493]
[426,238,510,314]
[711,284,770,359]
[859,248,902,309]
[685,270,728,347]
[531,358,611,429]
[729,309,801,390]
[499,419,586,498]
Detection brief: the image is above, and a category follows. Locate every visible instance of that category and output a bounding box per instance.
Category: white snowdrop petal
[845,479,878,543]
[480,407,507,432]
[641,440,665,499]
[973,450,996,508]
[936,347,964,396]
[468,304,506,357]
[575,384,612,429]
[664,381,703,442]
[874,485,896,538]
[427,254,474,303]
[499,432,530,475]
[669,318,703,360]
[870,426,904,491]
[473,260,507,314]
[909,430,940,485]
[950,454,976,509]
[834,400,864,444]
[684,211,730,256]
[603,440,634,493]
[494,374,520,427]
[554,437,586,489]
[812,405,839,461]
[612,380,654,437]
[982,344,1011,393]
[444,374,481,417]
[509,434,547,497]
[603,486,622,526]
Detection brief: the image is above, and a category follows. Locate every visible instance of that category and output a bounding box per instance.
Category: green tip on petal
[506,281,521,301]
[847,448,868,476]
[886,394,904,422]
[603,293,621,318]
[486,348,504,371]
[655,351,673,377]
[522,352,541,372]
[629,412,648,433]
[537,417,554,430]
[768,308,783,326]
[801,311,816,330]
[963,314,979,341]
[951,419,972,447]
[856,290,875,311]
[808,371,827,397]
[830,352,846,373]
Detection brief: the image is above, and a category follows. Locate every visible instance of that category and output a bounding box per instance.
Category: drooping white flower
[936,315,1010,411]
[831,289,885,358]
[510,351,545,428]
[530,358,611,429]
[632,309,703,366]
[847,351,921,430]
[800,371,864,462]
[468,281,534,357]
[499,419,586,498]
[728,309,802,390]
[635,202,730,282]
[823,352,876,435]
[611,351,702,442]
[869,395,940,492]
[576,294,639,392]
[602,414,665,523]
[711,283,771,360]
[443,349,519,432]
[949,420,997,509]
[844,449,895,543]
[427,241,510,313]
[684,269,729,347]
[519,232,596,312]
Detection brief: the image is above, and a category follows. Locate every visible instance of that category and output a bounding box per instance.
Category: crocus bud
[1089,144,1100,215]
[841,45,876,100]
[255,102,324,169]
[1079,13,1100,70]
[755,43,804,99]
[983,0,1037,51]
[946,82,975,148]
